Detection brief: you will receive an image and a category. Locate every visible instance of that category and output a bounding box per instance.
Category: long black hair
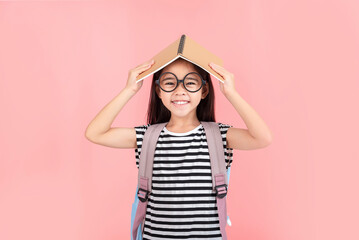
[146,58,216,125]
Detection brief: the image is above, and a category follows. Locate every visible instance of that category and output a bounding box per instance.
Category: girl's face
[155,60,209,119]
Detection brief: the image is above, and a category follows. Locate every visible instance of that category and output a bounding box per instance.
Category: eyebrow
[162,76,199,81]
[164,72,199,78]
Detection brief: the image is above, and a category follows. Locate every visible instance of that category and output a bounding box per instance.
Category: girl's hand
[208,62,236,96]
[125,59,155,93]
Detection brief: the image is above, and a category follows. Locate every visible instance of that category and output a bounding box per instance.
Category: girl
[85,58,273,239]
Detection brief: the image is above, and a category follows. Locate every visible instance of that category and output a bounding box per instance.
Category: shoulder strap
[201,121,228,187]
[132,122,167,240]
[201,121,228,240]
[138,122,167,200]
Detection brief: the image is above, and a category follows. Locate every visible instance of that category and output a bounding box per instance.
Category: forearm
[85,87,136,138]
[225,90,273,142]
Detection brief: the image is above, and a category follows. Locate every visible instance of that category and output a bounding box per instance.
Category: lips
[171,100,190,108]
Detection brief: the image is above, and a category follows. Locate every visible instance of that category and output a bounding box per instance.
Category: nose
[173,81,187,94]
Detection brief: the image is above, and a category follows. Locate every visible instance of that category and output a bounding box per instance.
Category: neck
[166,116,200,128]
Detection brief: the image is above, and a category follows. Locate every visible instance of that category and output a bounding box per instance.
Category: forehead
[162,60,197,77]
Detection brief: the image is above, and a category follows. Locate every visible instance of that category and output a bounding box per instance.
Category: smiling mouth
[171,101,190,107]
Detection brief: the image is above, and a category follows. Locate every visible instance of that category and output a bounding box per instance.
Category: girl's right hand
[125,59,155,94]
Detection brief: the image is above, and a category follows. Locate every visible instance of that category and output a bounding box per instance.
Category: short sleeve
[134,123,151,169]
[217,122,234,169]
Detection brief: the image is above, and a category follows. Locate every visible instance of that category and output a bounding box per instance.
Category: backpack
[130,121,232,240]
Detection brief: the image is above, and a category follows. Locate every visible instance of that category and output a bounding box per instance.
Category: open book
[136,34,225,83]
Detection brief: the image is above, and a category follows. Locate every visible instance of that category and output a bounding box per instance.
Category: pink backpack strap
[132,122,167,240]
[201,121,229,240]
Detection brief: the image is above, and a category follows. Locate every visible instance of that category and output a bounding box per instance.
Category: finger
[209,62,225,71]
[133,63,154,75]
[145,59,155,66]
[143,59,154,66]
[209,63,226,78]
[135,61,154,71]
[210,63,233,80]
[135,59,155,68]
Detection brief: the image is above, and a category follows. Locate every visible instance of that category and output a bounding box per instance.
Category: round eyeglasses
[155,72,206,93]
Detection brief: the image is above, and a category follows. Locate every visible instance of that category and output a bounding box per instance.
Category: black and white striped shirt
[134,122,234,240]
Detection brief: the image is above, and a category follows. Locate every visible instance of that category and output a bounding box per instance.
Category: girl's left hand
[208,62,236,96]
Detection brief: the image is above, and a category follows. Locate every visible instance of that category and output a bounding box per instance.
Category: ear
[201,82,209,99]
[156,85,161,99]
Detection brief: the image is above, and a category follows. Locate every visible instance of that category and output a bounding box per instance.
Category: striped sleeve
[134,123,151,169]
[218,122,234,169]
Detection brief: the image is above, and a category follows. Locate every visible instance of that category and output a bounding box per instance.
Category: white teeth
[172,101,189,105]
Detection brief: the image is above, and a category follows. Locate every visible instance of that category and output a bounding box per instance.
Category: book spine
[177,34,186,54]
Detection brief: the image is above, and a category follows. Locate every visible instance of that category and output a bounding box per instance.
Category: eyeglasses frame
[155,71,206,93]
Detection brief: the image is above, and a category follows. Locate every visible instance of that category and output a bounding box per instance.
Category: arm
[85,87,136,139]
[209,62,273,150]
[85,59,155,148]
[225,91,273,149]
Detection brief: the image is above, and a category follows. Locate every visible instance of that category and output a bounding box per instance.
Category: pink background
[1,1,358,240]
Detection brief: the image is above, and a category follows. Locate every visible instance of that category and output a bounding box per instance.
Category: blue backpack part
[130,188,143,240]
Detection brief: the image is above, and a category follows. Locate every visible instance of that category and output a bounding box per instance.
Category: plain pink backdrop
[1,1,358,240]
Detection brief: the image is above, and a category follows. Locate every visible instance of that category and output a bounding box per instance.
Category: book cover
[136,34,225,83]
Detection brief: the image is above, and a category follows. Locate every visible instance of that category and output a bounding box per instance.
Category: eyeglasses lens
[159,73,202,92]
